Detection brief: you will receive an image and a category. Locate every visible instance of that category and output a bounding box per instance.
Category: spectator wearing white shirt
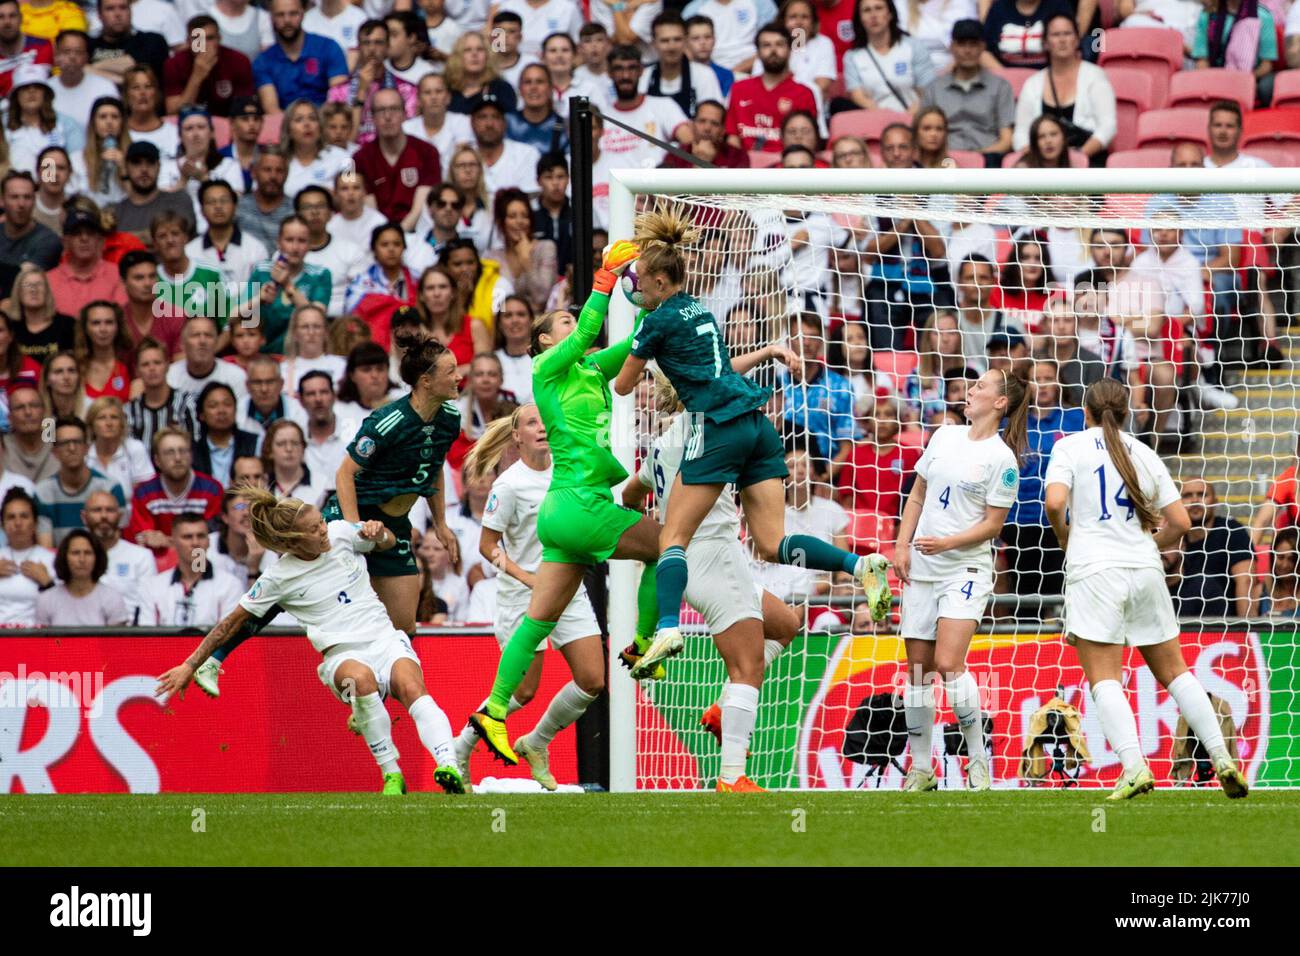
[138,512,245,628]
[35,529,129,626]
[542,30,606,119]
[470,90,542,199]
[303,0,367,66]
[640,11,725,117]
[206,0,274,64]
[681,0,779,71]
[403,73,474,177]
[416,523,470,621]
[843,0,936,113]
[86,397,154,501]
[601,45,692,172]
[282,99,356,200]
[132,0,188,49]
[238,355,310,440]
[494,294,534,404]
[296,186,369,317]
[50,30,118,129]
[419,0,465,69]
[1012,14,1116,165]
[281,305,349,396]
[168,315,249,402]
[262,419,326,507]
[445,147,495,251]
[752,449,851,605]
[328,169,390,251]
[187,180,268,292]
[0,487,56,626]
[590,0,662,56]
[299,370,360,494]
[82,489,156,625]
[495,0,583,58]
[574,20,614,95]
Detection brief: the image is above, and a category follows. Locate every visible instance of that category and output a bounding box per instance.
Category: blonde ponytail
[240,486,316,552]
[1084,378,1162,532]
[634,205,699,285]
[463,405,532,483]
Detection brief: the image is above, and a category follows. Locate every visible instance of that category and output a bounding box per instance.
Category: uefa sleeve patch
[485,492,498,515]
[1001,467,1018,489]
[249,581,262,599]
[356,437,375,459]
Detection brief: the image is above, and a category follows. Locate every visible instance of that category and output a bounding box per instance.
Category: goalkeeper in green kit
[467,240,662,764]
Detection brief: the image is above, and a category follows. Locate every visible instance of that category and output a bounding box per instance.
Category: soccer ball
[620,260,645,308]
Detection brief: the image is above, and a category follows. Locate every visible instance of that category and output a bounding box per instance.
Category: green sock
[634,561,657,653]
[778,534,861,576]
[486,616,556,718]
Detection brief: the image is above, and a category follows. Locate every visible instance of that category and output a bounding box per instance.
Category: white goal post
[605,167,1300,794]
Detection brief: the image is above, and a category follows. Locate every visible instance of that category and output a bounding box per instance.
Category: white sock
[1167,671,1230,761]
[455,695,523,756]
[530,682,597,745]
[1091,680,1144,774]
[354,692,400,773]
[904,680,935,773]
[763,639,786,669]
[945,671,985,761]
[408,694,457,767]
[720,683,760,784]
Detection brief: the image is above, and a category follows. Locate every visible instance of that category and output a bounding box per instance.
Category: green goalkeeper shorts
[537,486,643,565]
[321,495,418,577]
[679,409,789,489]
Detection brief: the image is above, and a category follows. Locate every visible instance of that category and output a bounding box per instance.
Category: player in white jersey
[1044,379,1249,800]
[621,377,801,791]
[155,489,466,796]
[448,405,605,791]
[894,368,1028,793]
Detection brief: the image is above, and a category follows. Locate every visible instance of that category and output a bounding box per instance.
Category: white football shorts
[1064,566,1178,648]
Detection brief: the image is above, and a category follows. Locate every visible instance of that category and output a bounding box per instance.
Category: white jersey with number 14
[1043,427,1181,584]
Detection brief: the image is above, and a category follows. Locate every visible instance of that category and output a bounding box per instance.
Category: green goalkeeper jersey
[347,397,460,503]
[631,291,768,423]
[532,289,636,491]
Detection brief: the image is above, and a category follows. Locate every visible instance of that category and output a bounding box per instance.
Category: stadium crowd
[0,0,1297,631]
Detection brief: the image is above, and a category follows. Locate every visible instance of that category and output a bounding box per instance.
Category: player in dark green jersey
[328,328,464,635]
[613,209,893,678]
[188,329,464,702]
[467,241,665,764]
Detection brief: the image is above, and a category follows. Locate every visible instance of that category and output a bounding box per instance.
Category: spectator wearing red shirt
[726,22,819,153]
[127,425,222,566]
[661,99,750,169]
[836,396,920,518]
[351,87,441,231]
[48,208,128,319]
[162,14,255,117]
[0,0,53,97]
[815,0,858,65]
[1251,436,1300,546]
[991,235,1051,333]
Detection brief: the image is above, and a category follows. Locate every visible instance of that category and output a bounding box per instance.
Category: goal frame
[604,167,1300,793]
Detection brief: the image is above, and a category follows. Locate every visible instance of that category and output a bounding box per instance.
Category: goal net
[605,167,1300,793]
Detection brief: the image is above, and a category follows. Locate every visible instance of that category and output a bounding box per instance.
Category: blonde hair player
[622,375,802,791]
[155,489,467,796]
[1044,378,1248,800]
[613,208,893,681]
[893,368,1030,792]
[448,404,606,791]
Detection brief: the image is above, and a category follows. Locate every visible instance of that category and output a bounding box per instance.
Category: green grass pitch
[5,790,1299,866]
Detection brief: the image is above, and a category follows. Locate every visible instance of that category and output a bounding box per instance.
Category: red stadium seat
[258,110,283,145]
[1241,141,1300,166]
[748,150,781,168]
[1097,27,1184,108]
[1242,108,1300,145]
[1135,107,1210,148]
[1098,0,1119,27]
[828,108,912,147]
[1104,66,1158,152]
[212,115,231,150]
[1169,68,1255,113]
[993,66,1036,100]
[946,149,986,168]
[1001,147,1090,167]
[1099,192,1153,221]
[1106,147,1174,167]
[1271,69,1300,110]
[872,350,918,391]
[845,511,897,562]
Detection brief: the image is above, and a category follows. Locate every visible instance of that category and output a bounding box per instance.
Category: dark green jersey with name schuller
[631,291,768,423]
